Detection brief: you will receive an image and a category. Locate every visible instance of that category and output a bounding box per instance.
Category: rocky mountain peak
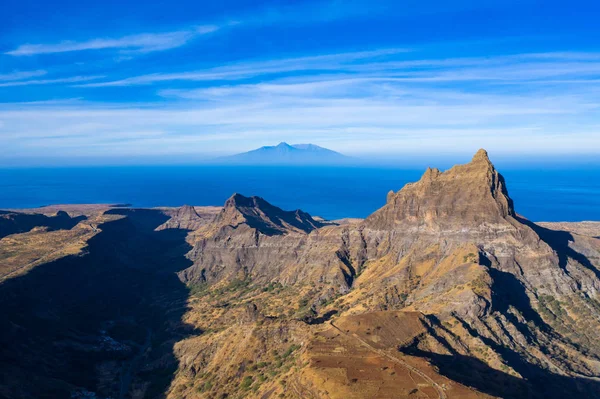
[155,204,206,231]
[472,148,491,163]
[365,149,515,230]
[224,193,259,208]
[420,167,442,182]
[215,193,322,235]
[179,204,199,215]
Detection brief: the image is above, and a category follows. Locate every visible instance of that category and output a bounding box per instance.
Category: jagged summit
[223,193,269,209]
[174,204,201,221]
[420,166,442,182]
[365,149,515,230]
[472,148,491,162]
[214,193,322,235]
[471,148,490,162]
[156,204,207,231]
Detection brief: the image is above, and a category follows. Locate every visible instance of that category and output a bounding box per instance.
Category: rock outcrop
[177,193,349,287]
[365,149,515,231]
[213,193,323,235]
[156,205,207,231]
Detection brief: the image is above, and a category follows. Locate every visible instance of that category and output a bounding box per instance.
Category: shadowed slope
[0,210,86,239]
[520,216,600,280]
[0,209,194,399]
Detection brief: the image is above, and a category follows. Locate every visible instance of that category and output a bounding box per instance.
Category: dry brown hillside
[1,150,600,399]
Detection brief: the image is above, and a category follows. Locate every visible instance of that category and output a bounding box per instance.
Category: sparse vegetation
[463,252,478,263]
[282,344,301,359]
[188,281,209,296]
[240,375,254,390]
[470,274,489,296]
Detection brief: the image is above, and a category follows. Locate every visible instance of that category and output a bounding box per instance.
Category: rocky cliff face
[171,149,600,398]
[213,193,323,235]
[156,205,218,231]
[365,149,515,231]
[176,193,350,288]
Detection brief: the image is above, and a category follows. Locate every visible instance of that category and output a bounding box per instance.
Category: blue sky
[1,0,599,165]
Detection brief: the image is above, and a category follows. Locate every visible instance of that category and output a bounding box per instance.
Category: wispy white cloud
[0,75,104,87]
[2,49,600,162]
[5,25,220,56]
[5,0,389,59]
[0,98,85,106]
[1,79,598,159]
[74,49,410,87]
[74,50,600,89]
[0,70,47,81]
[5,0,382,59]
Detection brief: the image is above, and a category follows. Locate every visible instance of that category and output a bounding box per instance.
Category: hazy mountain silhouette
[214,142,351,165]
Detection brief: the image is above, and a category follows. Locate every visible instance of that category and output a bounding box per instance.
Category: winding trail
[330,321,447,399]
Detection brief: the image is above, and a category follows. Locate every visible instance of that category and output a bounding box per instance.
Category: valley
[1,150,600,398]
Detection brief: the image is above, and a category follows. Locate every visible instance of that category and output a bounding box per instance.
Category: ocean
[0,165,598,222]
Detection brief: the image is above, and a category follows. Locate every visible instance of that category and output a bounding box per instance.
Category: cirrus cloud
[5,25,221,56]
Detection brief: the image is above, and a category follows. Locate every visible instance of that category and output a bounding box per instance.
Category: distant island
[214,142,351,165]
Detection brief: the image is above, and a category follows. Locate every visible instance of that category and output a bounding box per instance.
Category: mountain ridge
[172,149,600,398]
[212,192,324,235]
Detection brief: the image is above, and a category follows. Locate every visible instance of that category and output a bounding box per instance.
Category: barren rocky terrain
[1,150,599,399]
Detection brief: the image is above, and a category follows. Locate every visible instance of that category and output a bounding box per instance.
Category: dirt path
[330,321,447,399]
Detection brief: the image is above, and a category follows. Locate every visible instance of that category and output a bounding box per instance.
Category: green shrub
[282,344,301,359]
[241,376,254,390]
[188,282,209,296]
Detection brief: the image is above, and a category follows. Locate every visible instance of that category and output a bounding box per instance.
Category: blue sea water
[0,165,598,222]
